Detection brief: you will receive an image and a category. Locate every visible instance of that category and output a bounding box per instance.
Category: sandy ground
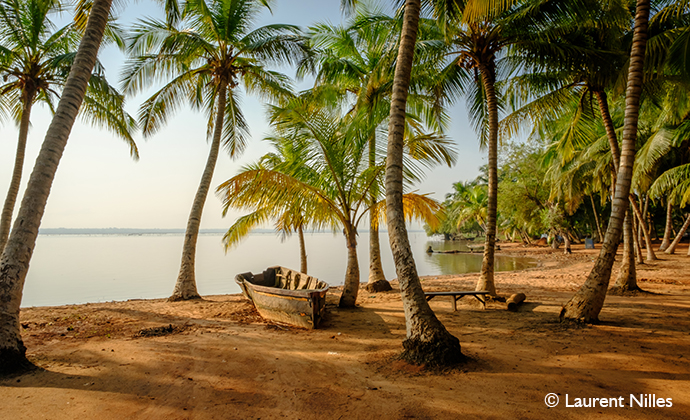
[2,242,690,419]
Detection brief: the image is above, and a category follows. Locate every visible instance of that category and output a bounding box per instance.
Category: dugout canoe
[235,266,329,329]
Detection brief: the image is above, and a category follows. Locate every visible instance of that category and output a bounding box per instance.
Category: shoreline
[3,242,690,419]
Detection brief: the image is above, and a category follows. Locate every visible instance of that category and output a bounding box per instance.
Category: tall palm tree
[560,0,651,323]
[304,2,454,292]
[384,0,463,366]
[122,0,306,301]
[0,0,113,375]
[0,0,137,252]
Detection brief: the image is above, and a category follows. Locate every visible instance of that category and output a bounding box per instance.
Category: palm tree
[0,0,113,375]
[122,0,306,301]
[304,2,454,292]
[218,95,442,308]
[560,0,652,323]
[384,0,463,366]
[0,0,137,252]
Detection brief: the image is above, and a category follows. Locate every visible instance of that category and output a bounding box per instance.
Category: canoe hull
[235,266,328,329]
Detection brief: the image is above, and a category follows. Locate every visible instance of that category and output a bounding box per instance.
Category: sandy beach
[2,242,689,419]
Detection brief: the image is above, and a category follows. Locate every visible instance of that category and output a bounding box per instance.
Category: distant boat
[235,266,329,329]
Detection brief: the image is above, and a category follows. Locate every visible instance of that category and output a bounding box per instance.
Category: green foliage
[497,141,549,239]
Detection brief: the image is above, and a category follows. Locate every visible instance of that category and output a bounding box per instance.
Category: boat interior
[241,266,324,291]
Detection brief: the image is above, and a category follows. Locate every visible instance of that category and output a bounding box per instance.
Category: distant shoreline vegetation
[38,228,423,235]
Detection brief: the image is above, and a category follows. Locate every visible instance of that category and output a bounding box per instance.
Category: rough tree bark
[0,0,113,375]
[384,0,462,366]
[169,83,228,301]
[560,0,649,323]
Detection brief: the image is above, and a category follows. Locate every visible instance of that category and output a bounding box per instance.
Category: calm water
[21,231,536,307]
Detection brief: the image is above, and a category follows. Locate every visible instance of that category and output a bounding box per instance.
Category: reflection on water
[422,239,537,276]
[21,232,536,307]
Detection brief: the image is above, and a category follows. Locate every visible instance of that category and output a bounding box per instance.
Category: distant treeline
[39,228,234,235]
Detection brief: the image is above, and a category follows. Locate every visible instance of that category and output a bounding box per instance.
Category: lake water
[21,231,536,307]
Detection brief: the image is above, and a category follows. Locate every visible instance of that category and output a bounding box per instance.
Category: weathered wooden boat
[235,266,329,329]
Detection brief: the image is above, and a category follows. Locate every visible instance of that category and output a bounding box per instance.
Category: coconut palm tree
[122,0,307,301]
[0,0,137,252]
[218,94,443,308]
[383,0,464,366]
[304,2,454,292]
[0,0,113,375]
[560,0,652,323]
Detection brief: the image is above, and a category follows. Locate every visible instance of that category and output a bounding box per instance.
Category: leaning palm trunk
[560,0,649,323]
[0,93,35,252]
[476,62,499,298]
[384,0,462,366]
[0,0,112,375]
[665,213,690,254]
[630,195,656,261]
[659,200,673,251]
[612,211,639,293]
[339,221,360,308]
[169,83,228,301]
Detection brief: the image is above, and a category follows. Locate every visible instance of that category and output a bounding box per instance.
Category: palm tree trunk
[298,224,307,274]
[560,0,649,323]
[612,211,639,292]
[476,61,499,298]
[590,194,604,242]
[0,91,35,252]
[659,199,673,251]
[594,90,621,172]
[367,222,392,291]
[632,213,644,264]
[0,0,112,375]
[629,194,656,261]
[367,128,390,292]
[169,82,228,301]
[384,0,462,366]
[665,213,690,254]
[338,221,360,308]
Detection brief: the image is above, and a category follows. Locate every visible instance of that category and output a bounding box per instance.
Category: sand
[2,242,689,419]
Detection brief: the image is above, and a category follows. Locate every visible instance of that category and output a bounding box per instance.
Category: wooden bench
[425,291,490,311]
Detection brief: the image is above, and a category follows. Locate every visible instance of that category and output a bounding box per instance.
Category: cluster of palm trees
[1,0,687,373]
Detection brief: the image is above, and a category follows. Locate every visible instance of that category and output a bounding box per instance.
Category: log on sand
[507,293,526,312]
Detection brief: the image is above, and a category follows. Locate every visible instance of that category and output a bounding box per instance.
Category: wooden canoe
[235,266,329,329]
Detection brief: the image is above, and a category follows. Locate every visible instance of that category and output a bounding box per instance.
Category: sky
[0,0,484,230]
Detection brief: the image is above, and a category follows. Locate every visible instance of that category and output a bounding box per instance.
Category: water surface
[22,232,536,307]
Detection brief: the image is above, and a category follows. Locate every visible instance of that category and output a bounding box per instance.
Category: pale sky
[0,0,483,230]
